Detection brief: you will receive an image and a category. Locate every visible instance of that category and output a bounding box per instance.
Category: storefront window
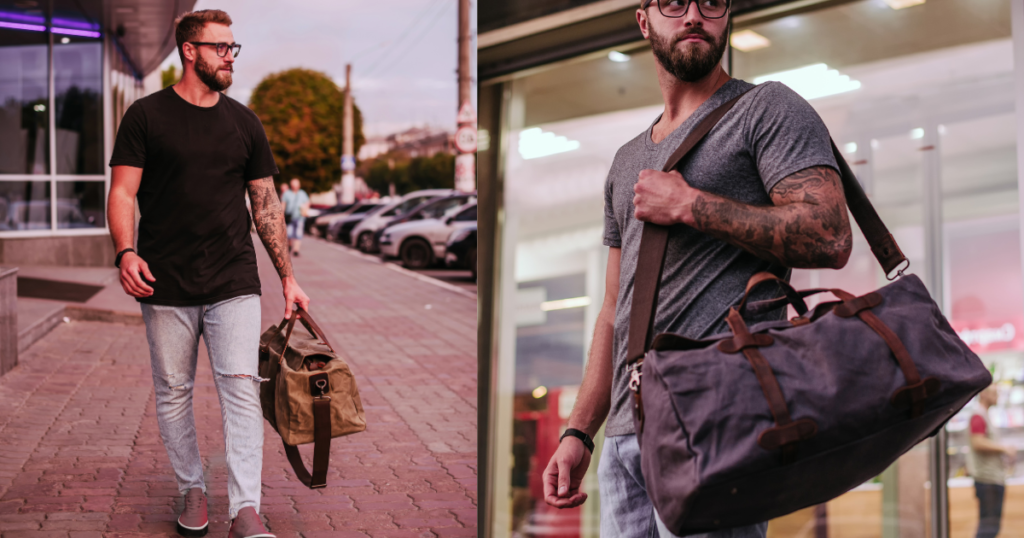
[0,27,49,175]
[55,180,103,229]
[55,38,102,175]
[0,180,51,230]
[490,0,1022,535]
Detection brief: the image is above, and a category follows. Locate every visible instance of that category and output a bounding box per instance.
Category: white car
[379,202,477,269]
[348,189,454,253]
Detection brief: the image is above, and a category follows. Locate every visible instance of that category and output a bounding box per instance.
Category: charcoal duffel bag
[259,307,366,488]
[628,91,992,535]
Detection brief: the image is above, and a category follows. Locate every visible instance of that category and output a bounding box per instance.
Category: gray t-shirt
[603,79,839,436]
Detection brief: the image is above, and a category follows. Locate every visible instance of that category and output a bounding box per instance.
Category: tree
[364,152,454,196]
[248,68,364,193]
[161,65,179,88]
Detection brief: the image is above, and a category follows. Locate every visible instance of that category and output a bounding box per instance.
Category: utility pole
[453,0,476,192]
[340,63,356,204]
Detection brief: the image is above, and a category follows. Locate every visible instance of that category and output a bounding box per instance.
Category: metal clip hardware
[314,378,331,400]
[628,361,643,393]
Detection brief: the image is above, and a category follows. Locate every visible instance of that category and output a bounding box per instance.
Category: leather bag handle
[280,306,336,354]
[627,87,910,365]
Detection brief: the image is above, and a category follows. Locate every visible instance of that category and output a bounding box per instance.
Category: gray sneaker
[176,487,209,537]
[228,507,275,538]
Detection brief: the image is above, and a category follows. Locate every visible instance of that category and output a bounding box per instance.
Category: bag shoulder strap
[283,372,332,489]
[626,88,909,365]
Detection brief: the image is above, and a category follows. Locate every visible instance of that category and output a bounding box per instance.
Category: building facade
[0,0,194,266]
[479,0,1024,536]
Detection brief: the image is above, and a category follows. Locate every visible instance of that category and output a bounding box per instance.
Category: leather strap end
[870,234,908,278]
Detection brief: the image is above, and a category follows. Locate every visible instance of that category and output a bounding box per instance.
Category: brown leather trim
[717,333,774,354]
[757,418,818,451]
[891,377,941,418]
[283,372,332,489]
[833,292,882,318]
[737,272,808,317]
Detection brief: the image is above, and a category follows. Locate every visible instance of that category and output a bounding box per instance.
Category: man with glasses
[543,1,852,536]
[108,9,305,538]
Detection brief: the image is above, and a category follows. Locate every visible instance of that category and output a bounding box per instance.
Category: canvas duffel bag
[258,307,366,488]
[628,90,992,535]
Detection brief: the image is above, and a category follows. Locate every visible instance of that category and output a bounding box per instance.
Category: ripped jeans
[141,294,264,519]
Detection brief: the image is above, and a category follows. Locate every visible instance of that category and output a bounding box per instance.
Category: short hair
[175,10,233,64]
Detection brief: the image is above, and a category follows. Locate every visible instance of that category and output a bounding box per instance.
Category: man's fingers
[542,457,559,501]
[140,262,156,282]
[129,266,153,294]
[556,458,571,497]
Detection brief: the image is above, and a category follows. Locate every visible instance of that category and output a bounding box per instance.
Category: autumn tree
[364,152,454,195]
[248,68,364,193]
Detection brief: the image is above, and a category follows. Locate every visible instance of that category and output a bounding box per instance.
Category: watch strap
[560,428,595,453]
[115,248,135,268]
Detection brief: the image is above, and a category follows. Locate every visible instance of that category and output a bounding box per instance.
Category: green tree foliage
[161,65,179,88]
[365,152,454,195]
[248,68,365,193]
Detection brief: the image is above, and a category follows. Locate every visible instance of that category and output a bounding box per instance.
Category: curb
[65,304,144,325]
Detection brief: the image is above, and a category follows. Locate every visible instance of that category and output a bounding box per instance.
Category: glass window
[54,38,102,175]
[0,180,50,230]
[0,27,49,175]
[55,180,103,229]
[454,205,477,221]
[489,0,1023,535]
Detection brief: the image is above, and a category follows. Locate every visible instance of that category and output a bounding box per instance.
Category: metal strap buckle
[314,378,331,400]
[628,362,643,393]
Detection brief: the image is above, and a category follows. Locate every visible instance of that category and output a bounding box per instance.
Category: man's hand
[633,169,696,226]
[119,252,155,298]
[283,276,310,319]
[543,437,592,508]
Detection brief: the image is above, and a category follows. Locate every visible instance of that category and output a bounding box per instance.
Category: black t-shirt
[109,86,279,306]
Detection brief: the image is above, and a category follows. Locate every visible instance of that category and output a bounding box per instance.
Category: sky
[163,0,477,137]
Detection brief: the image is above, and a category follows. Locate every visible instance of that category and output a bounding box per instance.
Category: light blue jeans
[598,434,768,538]
[141,294,264,519]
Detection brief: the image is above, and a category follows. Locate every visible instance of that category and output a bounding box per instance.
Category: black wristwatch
[115,248,135,268]
[560,428,595,454]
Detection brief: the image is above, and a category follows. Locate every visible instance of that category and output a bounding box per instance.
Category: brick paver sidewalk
[0,238,477,537]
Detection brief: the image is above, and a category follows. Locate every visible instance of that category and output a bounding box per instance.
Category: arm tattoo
[690,166,853,269]
[247,177,293,278]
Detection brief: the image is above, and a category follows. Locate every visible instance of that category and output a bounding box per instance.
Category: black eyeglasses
[642,0,731,20]
[189,42,242,58]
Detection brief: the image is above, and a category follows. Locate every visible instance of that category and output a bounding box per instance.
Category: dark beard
[649,24,728,83]
[195,54,232,92]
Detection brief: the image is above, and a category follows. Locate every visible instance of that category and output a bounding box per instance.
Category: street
[0,237,477,537]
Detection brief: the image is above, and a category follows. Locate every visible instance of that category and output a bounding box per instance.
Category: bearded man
[542,1,853,536]
[108,9,305,538]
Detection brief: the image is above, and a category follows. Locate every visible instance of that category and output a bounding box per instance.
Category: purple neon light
[52,27,101,38]
[0,21,45,32]
[52,17,100,31]
[0,10,46,24]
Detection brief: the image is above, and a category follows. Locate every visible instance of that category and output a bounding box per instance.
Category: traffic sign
[454,126,478,154]
[457,102,476,124]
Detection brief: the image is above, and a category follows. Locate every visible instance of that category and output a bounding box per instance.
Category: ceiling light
[843,142,857,154]
[883,0,925,9]
[532,386,548,399]
[753,63,861,100]
[60,37,69,43]
[518,128,580,160]
[541,296,592,311]
[730,30,771,52]
[608,51,630,62]
[910,128,924,139]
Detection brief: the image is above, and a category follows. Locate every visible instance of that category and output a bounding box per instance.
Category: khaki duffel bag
[258,307,365,488]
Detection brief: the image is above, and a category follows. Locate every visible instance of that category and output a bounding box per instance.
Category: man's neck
[173,70,221,108]
[651,66,730,144]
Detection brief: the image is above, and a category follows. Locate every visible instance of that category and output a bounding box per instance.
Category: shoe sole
[176,520,209,537]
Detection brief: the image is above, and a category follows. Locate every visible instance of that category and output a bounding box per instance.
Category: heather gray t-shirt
[604,79,839,437]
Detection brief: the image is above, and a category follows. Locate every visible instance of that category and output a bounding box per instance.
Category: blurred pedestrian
[281,178,310,257]
[969,385,1016,538]
[279,181,288,200]
[107,9,308,538]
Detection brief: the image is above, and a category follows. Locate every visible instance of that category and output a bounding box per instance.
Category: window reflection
[0,28,48,175]
[0,181,50,230]
[55,39,102,175]
[55,180,103,229]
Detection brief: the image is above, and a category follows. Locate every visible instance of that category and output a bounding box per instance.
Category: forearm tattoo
[690,166,853,269]
[247,177,293,278]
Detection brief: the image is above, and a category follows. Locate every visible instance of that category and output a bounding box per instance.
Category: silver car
[348,189,454,253]
[379,202,477,269]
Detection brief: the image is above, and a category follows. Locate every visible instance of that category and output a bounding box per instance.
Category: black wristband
[560,428,595,454]
[115,248,135,268]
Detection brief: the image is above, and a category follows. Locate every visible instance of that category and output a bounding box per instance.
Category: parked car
[326,201,384,243]
[313,201,379,238]
[445,222,476,280]
[307,202,355,236]
[380,202,477,269]
[349,189,455,253]
[372,193,476,254]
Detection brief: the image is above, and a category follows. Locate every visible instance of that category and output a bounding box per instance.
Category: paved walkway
[0,238,477,537]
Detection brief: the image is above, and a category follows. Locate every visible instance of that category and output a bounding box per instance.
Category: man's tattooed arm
[690,166,852,269]
[247,177,293,278]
